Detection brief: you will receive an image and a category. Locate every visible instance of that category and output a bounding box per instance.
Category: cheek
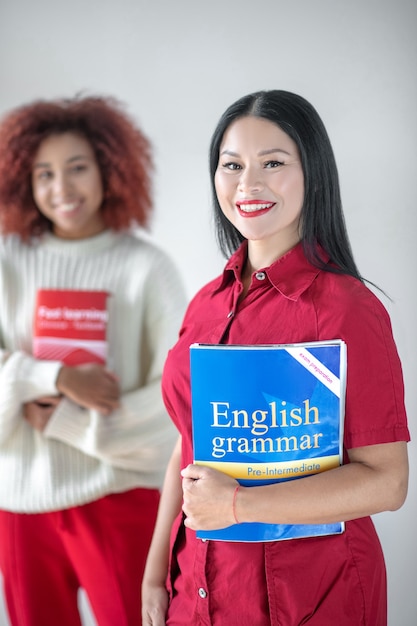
[91,173,104,205]
[280,175,304,209]
[214,174,233,210]
[31,183,46,210]
[288,185,304,210]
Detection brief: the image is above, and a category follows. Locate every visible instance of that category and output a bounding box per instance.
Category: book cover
[190,340,346,542]
[33,289,111,366]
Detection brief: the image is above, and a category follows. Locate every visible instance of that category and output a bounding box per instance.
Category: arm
[0,350,62,443]
[22,362,121,433]
[0,352,120,438]
[43,378,178,473]
[142,436,183,626]
[181,441,409,530]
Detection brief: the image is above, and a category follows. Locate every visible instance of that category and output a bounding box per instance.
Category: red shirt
[162,242,409,626]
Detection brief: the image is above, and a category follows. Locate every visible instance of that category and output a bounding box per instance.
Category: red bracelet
[232,485,240,524]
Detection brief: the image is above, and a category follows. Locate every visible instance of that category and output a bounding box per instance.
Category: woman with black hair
[142,90,409,626]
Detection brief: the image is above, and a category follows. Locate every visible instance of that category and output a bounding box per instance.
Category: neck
[247,237,300,273]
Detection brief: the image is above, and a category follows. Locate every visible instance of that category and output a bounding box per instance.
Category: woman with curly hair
[0,95,186,626]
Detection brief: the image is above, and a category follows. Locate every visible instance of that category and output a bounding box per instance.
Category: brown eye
[264,160,284,168]
[35,170,53,181]
[222,162,242,171]
[70,164,87,174]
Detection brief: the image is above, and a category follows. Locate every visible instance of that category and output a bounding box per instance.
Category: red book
[33,289,111,365]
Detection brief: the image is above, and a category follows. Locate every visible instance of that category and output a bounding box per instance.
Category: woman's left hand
[23,395,62,432]
[181,464,238,530]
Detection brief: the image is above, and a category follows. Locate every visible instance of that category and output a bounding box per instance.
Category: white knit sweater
[0,229,186,512]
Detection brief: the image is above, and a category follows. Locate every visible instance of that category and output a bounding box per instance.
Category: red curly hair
[0,95,153,239]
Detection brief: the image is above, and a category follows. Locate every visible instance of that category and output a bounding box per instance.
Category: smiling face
[32,132,105,240]
[214,116,305,267]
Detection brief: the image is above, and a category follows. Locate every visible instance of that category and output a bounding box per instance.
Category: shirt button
[198,587,207,599]
[255,271,266,280]
[227,311,234,318]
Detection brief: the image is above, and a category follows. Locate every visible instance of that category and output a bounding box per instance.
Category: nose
[52,172,74,199]
[237,166,263,193]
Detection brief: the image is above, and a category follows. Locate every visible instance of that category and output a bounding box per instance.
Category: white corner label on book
[284,347,340,397]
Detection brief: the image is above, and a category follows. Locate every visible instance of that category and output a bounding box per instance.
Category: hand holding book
[56,363,121,416]
[181,463,239,531]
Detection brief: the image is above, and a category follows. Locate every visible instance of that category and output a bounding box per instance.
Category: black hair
[209,89,363,281]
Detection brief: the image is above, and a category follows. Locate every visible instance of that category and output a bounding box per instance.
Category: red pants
[0,488,159,626]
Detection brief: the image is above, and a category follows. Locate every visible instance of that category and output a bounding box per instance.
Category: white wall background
[0,0,415,624]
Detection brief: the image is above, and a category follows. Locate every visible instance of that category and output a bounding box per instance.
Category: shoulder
[117,230,176,264]
[120,231,187,305]
[0,233,25,254]
[312,270,393,339]
[0,234,35,267]
[316,270,389,314]
[112,231,184,284]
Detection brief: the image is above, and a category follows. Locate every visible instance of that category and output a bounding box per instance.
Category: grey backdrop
[0,1,415,624]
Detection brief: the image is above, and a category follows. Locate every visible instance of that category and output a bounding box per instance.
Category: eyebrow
[220,147,292,157]
[33,155,91,168]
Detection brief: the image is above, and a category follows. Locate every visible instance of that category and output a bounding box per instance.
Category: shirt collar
[218,241,329,301]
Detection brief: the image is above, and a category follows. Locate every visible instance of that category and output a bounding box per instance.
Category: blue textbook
[190,340,347,542]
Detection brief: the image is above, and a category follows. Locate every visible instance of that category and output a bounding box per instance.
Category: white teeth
[59,203,78,212]
[239,203,273,213]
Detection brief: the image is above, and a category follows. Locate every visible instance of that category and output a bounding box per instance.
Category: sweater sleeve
[0,350,62,444]
[42,381,178,473]
[43,246,187,473]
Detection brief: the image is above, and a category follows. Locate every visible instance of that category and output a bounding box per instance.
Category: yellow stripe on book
[194,455,340,480]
